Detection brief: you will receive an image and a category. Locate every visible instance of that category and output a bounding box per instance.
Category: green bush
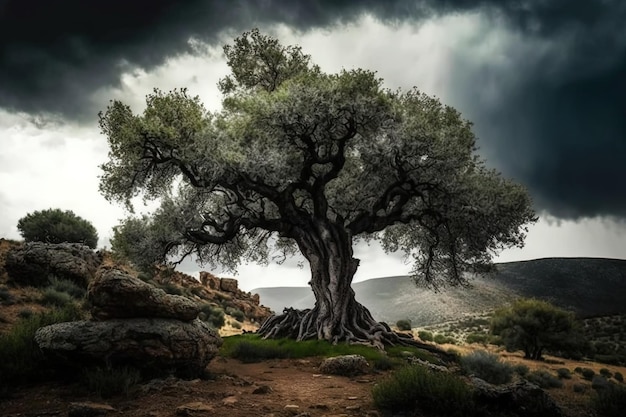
[582,368,596,381]
[557,367,572,379]
[17,208,98,248]
[372,365,475,416]
[573,383,587,393]
[418,330,433,342]
[513,363,530,377]
[373,355,396,371]
[231,321,242,329]
[226,307,245,322]
[434,334,456,345]
[0,304,83,393]
[40,287,74,307]
[0,286,15,305]
[17,308,34,319]
[198,303,225,329]
[526,369,563,389]
[614,372,623,382]
[460,350,513,385]
[82,366,141,398]
[600,368,613,378]
[466,332,489,344]
[396,319,412,331]
[48,276,86,299]
[592,383,626,417]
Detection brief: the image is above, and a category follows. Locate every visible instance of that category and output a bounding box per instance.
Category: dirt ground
[1,357,383,417]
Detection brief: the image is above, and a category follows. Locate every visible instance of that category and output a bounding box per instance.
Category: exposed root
[256,307,456,362]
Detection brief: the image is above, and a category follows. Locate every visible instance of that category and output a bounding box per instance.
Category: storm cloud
[1,0,625,220]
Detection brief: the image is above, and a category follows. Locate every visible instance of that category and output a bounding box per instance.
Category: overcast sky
[1,1,625,291]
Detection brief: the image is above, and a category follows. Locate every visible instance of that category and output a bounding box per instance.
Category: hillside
[253,257,626,325]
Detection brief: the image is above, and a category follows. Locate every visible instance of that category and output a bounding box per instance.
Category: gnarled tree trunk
[257,221,445,354]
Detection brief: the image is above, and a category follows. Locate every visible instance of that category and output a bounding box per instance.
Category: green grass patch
[372,365,476,416]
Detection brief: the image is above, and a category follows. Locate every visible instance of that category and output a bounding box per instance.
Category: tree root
[256,307,457,362]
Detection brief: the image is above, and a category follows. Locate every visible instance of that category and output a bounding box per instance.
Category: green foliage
[614,371,623,382]
[557,367,572,379]
[491,298,580,360]
[395,319,412,331]
[231,321,242,329]
[434,333,456,345]
[198,303,225,329]
[40,287,74,307]
[526,369,563,389]
[48,276,86,299]
[372,365,476,416]
[600,368,613,378]
[385,345,442,365]
[581,368,596,381]
[418,330,433,342]
[0,285,15,305]
[592,384,626,417]
[373,355,396,371]
[17,208,98,248]
[513,363,530,376]
[226,306,245,322]
[592,375,612,391]
[0,304,84,393]
[82,365,141,398]
[466,332,489,344]
[460,350,513,385]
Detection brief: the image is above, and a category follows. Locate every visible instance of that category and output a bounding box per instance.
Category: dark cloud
[1,0,624,219]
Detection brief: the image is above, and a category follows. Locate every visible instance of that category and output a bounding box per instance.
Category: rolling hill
[252,257,626,326]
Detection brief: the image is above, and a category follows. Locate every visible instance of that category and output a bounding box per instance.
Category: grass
[0,303,84,395]
[372,365,476,416]
[591,383,626,417]
[47,276,86,299]
[40,287,74,307]
[82,365,142,398]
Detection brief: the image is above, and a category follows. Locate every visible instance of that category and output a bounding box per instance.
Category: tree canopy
[17,208,99,249]
[100,29,536,346]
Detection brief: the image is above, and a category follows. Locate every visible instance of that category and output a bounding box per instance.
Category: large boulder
[319,354,370,376]
[470,377,564,417]
[88,268,199,321]
[35,318,222,376]
[5,242,102,286]
[220,278,239,293]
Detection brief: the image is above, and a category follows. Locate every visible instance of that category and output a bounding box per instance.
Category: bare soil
[1,357,383,417]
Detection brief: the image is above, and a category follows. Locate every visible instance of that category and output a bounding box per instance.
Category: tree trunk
[256,221,451,356]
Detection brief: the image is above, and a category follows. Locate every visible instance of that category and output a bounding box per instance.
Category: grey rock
[88,267,199,321]
[471,377,564,417]
[319,354,369,376]
[35,318,222,376]
[5,242,101,286]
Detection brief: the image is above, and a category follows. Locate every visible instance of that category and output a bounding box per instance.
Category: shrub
[0,304,83,393]
[198,303,225,329]
[573,383,587,393]
[17,208,98,248]
[592,383,626,417]
[82,366,141,398]
[466,332,489,344]
[513,363,530,377]
[460,350,513,385]
[592,375,612,391]
[372,365,475,416]
[17,308,34,319]
[557,367,572,379]
[434,334,456,345]
[581,368,596,381]
[418,330,433,342]
[574,366,583,374]
[231,321,242,329]
[396,319,412,331]
[230,340,289,363]
[0,286,15,305]
[226,307,245,323]
[48,276,86,299]
[40,287,74,307]
[600,368,613,378]
[526,369,563,389]
[491,298,580,360]
[373,355,396,371]
[614,372,623,382]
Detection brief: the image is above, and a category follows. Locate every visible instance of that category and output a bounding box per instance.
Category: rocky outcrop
[5,242,102,286]
[470,377,564,417]
[35,266,222,377]
[319,355,370,376]
[220,278,239,293]
[199,271,220,290]
[88,268,199,321]
[35,318,221,376]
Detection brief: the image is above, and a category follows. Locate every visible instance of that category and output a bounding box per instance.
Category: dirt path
[1,358,383,417]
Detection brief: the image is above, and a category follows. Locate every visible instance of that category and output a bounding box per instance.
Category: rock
[220,278,238,292]
[176,402,214,416]
[253,384,272,394]
[35,318,222,377]
[5,242,102,286]
[283,404,300,415]
[199,271,220,290]
[319,355,370,376]
[89,268,199,321]
[470,377,564,417]
[68,402,116,417]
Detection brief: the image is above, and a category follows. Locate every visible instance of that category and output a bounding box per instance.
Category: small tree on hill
[491,298,579,360]
[99,29,536,347]
[17,208,99,249]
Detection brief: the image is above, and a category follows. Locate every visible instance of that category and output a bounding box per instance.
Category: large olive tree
[99,30,536,347]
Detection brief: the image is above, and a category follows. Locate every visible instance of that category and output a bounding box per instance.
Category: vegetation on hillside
[17,208,99,248]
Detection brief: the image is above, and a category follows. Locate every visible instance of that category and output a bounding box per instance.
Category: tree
[99,29,536,347]
[491,298,579,360]
[17,208,99,249]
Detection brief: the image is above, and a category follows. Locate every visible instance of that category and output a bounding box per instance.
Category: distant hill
[252,257,626,326]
